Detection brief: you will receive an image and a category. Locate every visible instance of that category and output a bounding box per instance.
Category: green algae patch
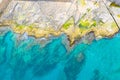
[16,24,26,29]
[15,23,35,29]
[62,17,74,29]
[79,20,90,28]
[78,19,97,29]
[110,2,120,8]
[90,20,97,27]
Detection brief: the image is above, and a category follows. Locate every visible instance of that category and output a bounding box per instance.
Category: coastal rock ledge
[0,0,120,45]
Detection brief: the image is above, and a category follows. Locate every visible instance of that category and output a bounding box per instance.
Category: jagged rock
[0,0,77,29]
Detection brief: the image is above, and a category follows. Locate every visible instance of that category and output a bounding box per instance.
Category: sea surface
[0,30,120,80]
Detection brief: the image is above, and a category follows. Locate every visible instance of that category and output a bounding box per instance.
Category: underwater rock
[82,31,95,44]
[20,32,28,40]
[64,53,85,80]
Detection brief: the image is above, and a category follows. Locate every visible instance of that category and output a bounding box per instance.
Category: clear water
[0,30,120,80]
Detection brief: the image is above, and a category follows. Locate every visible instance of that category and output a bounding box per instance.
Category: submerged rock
[64,53,85,80]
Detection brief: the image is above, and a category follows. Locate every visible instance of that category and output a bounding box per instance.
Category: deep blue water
[0,30,120,80]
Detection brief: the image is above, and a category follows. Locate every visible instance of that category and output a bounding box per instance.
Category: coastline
[0,20,119,47]
[0,0,120,46]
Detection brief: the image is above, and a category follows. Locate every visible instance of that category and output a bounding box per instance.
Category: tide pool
[0,30,120,80]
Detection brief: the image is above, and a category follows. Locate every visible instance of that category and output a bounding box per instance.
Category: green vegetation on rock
[78,19,97,29]
[79,20,90,28]
[15,23,35,29]
[110,2,120,8]
[62,17,74,29]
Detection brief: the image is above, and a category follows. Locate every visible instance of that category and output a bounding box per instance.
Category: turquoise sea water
[0,30,120,80]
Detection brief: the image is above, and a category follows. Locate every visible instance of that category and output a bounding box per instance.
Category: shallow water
[0,30,120,80]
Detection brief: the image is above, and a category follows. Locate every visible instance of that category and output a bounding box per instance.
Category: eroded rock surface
[0,0,120,45]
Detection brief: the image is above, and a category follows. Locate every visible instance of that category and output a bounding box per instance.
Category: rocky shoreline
[0,21,118,47]
[0,0,120,46]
